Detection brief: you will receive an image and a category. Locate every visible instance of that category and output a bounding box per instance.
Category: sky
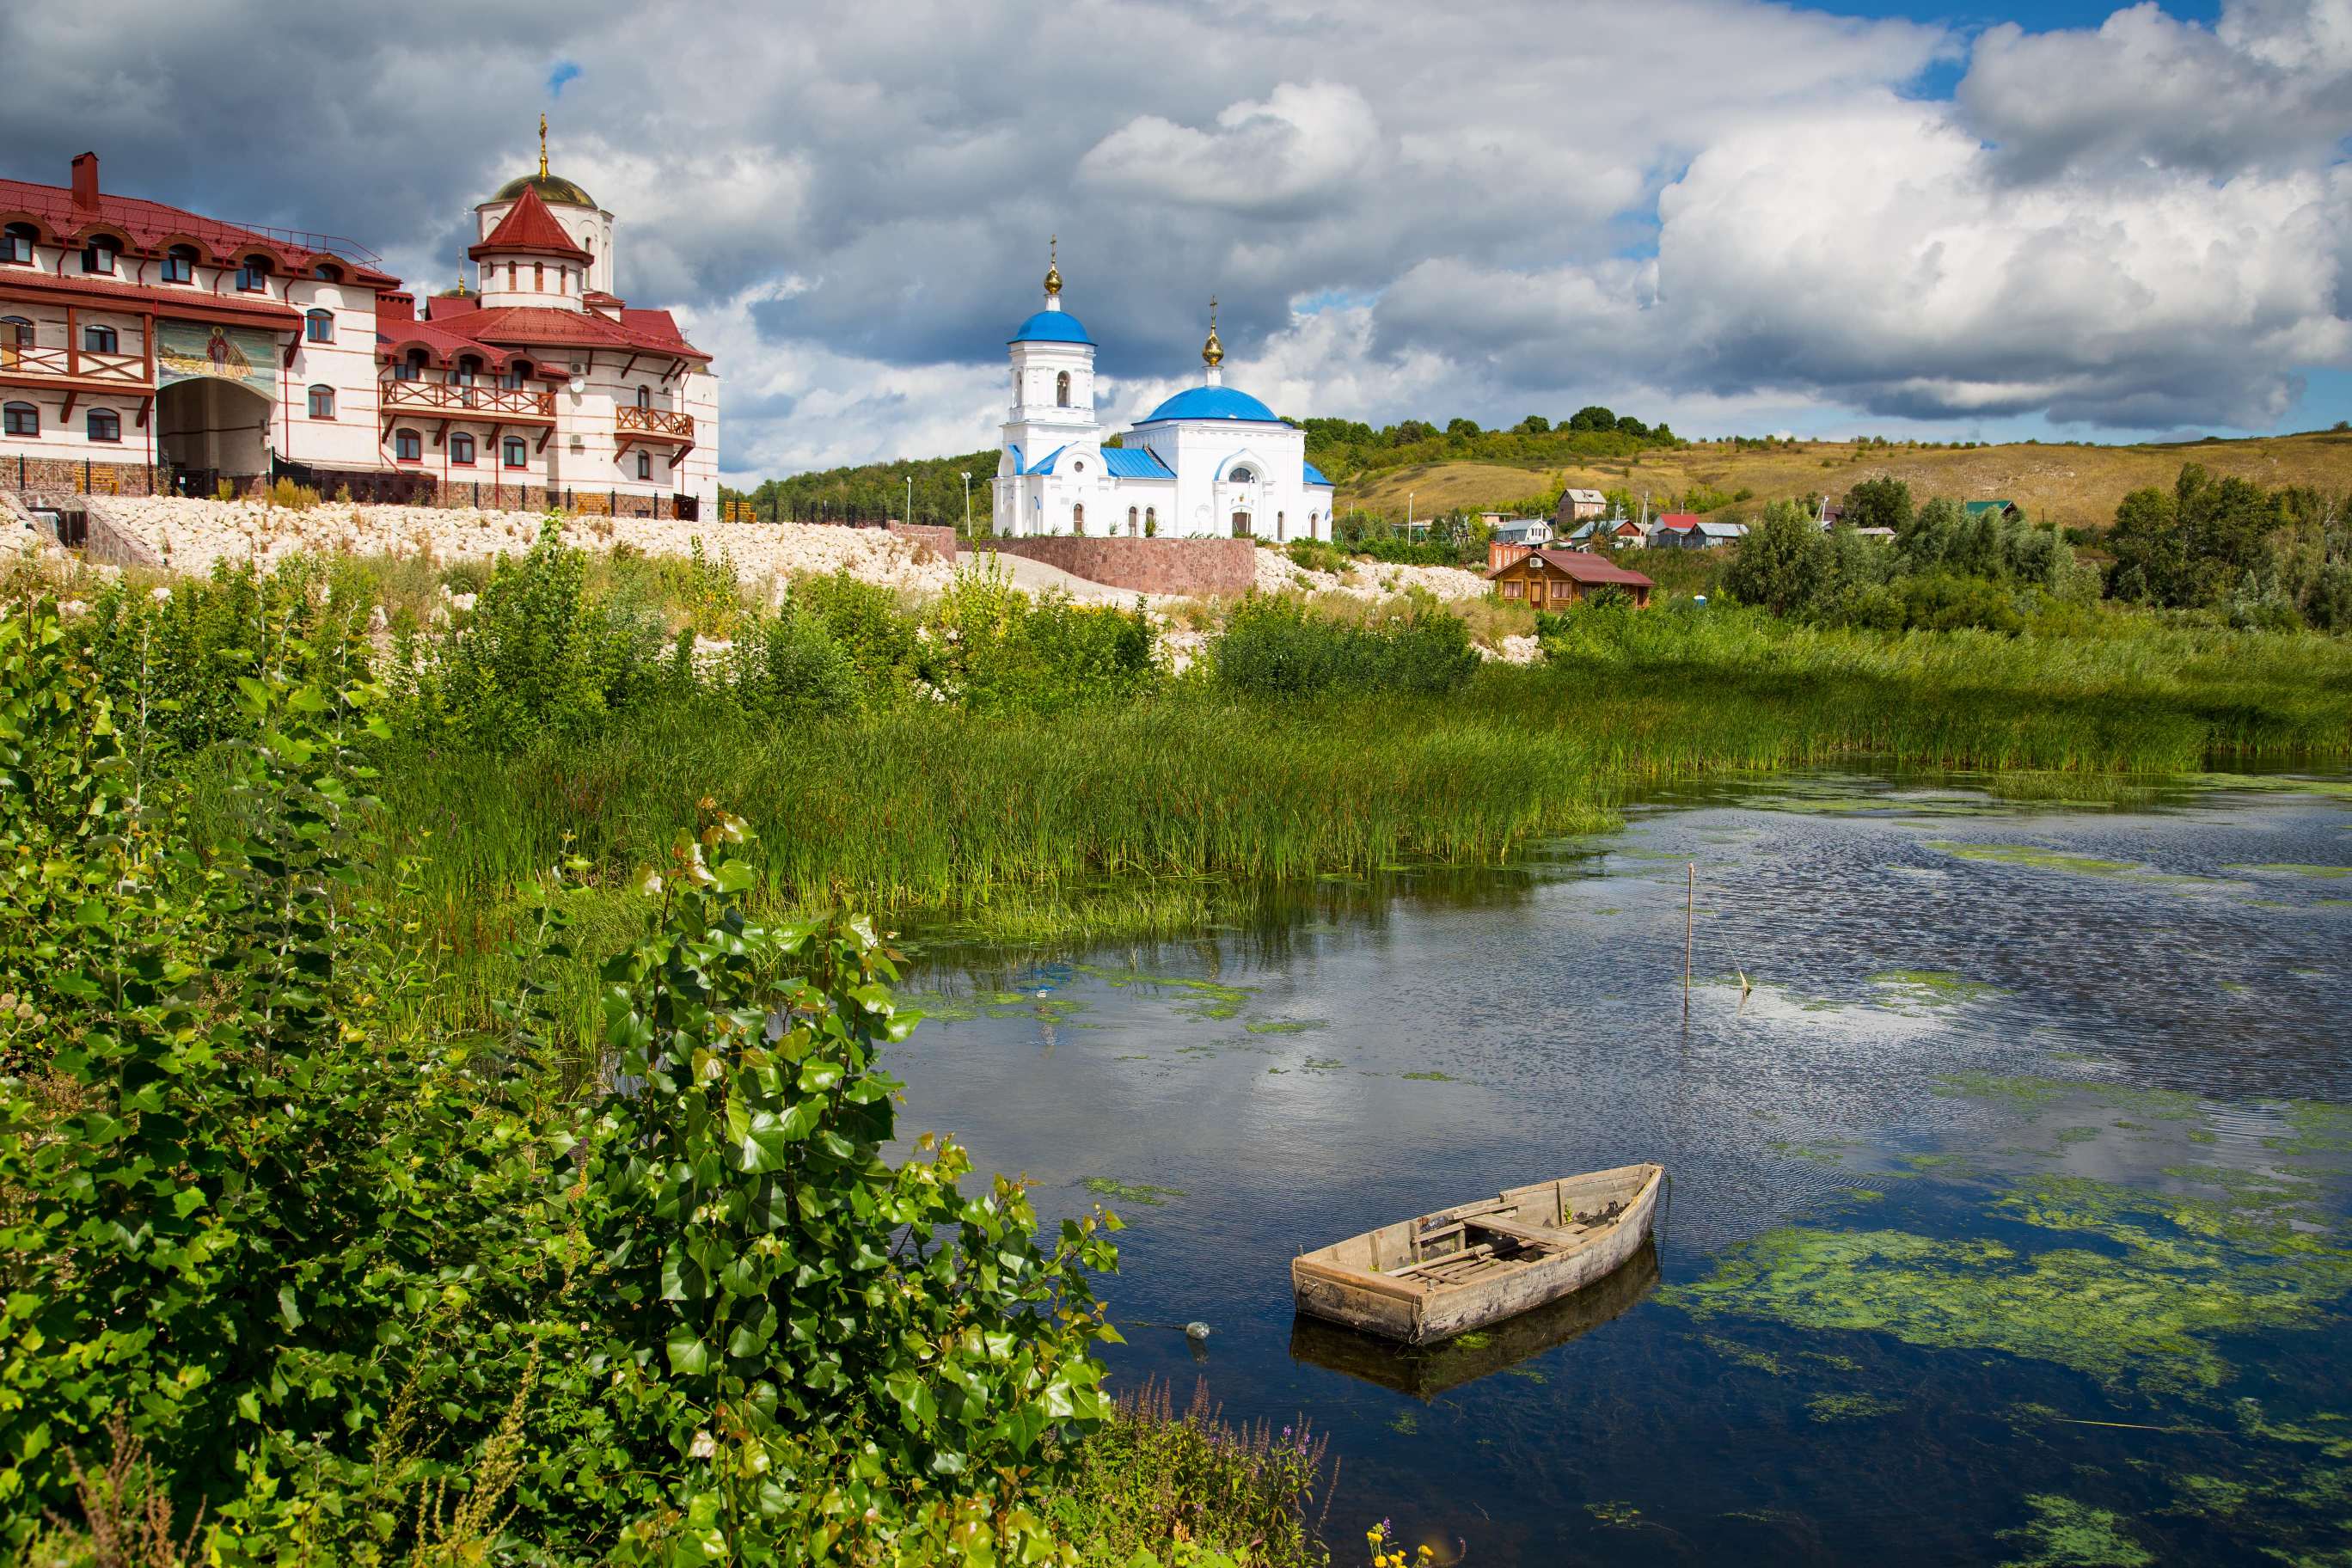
[3,0,2347,486]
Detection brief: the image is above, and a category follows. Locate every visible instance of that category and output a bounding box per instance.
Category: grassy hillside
[1340,430,2352,532]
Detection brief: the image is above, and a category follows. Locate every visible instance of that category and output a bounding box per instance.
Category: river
[895,770,2352,1565]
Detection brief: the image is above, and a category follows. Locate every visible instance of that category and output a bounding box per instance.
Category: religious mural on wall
[156,322,278,398]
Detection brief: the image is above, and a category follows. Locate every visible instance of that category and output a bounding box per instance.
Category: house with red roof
[1,123,716,518]
[1485,548,1655,609]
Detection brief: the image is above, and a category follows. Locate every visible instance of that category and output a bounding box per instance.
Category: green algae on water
[1243,1018,1326,1034]
[1998,1495,2153,1567]
[1806,1392,1903,1423]
[1081,1177,1187,1206]
[1075,965,1253,1020]
[1584,1501,1642,1528]
[1870,970,2004,1007]
[2224,862,2351,879]
[1400,1070,1457,1082]
[1661,1173,2352,1396]
[1926,841,2139,877]
[1702,1335,1787,1377]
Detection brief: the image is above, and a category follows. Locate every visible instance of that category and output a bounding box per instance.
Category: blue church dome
[1010,309,1093,346]
[1139,385,1279,424]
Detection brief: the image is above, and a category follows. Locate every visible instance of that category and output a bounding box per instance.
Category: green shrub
[732,605,862,719]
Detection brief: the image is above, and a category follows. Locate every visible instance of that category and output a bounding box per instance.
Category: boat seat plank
[1390,1243,1496,1280]
[1467,1215,1576,1251]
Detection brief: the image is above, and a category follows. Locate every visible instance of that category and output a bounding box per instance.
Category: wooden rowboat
[1290,1239,1660,1399]
[1289,1162,1664,1345]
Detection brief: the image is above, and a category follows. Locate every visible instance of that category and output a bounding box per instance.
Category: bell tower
[1002,236,1100,466]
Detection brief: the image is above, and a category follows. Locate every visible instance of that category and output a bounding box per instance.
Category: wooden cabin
[1485,548,1655,609]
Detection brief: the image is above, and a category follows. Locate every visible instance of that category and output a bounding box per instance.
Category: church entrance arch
[156,377,272,495]
[1230,511,1253,538]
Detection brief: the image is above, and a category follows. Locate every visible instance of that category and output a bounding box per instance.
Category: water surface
[894,770,2352,1565]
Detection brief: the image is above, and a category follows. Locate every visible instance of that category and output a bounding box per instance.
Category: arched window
[304,309,334,344]
[450,432,475,465]
[532,261,544,291]
[1144,506,1155,535]
[236,254,270,291]
[1071,502,1085,535]
[306,384,335,419]
[81,238,117,275]
[393,348,425,382]
[635,386,651,409]
[83,324,117,354]
[394,428,422,462]
[1228,465,1254,484]
[3,402,35,436]
[161,244,199,285]
[502,436,527,469]
[1277,511,1285,542]
[452,357,479,388]
[86,408,120,444]
[1055,371,1070,407]
[1127,505,1138,536]
[636,451,652,481]
[0,224,36,265]
[505,261,518,289]
[314,262,342,282]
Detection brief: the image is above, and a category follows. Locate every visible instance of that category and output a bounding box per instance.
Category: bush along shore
[0,597,1342,1565]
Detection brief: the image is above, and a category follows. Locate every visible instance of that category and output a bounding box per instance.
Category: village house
[1964,499,2024,523]
[1554,487,1608,524]
[1563,513,1645,550]
[1485,547,1655,609]
[1489,517,1552,547]
[1650,513,1748,549]
[1,128,717,518]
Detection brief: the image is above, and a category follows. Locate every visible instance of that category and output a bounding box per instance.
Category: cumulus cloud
[1077,82,1381,216]
[1960,2,2352,178]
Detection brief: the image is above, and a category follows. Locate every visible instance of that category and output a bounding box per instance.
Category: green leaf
[665,1324,714,1376]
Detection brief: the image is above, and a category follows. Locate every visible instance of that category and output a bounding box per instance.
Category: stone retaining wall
[3,456,162,498]
[983,536,1256,597]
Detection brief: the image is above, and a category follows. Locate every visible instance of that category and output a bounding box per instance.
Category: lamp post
[1406,491,1414,540]
[905,475,913,527]
[960,471,971,537]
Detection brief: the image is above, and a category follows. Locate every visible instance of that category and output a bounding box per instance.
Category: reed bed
[371,618,2350,963]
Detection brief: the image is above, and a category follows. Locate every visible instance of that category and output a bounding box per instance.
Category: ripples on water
[892,771,2352,1566]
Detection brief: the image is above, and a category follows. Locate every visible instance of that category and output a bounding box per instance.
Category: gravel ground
[1249,548,1490,601]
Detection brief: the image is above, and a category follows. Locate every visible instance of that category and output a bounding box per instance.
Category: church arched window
[1071,502,1084,535]
[1127,506,1138,536]
[1229,465,1254,483]
[1144,506,1155,536]
[1277,511,1285,541]
[1056,371,1070,407]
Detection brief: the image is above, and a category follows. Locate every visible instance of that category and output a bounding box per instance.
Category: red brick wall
[885,522,959,560]
[983,536,1256,597]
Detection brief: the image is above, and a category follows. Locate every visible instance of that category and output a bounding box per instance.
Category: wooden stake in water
[1684,862,1694,1012]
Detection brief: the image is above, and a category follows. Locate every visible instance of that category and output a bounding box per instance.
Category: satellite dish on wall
[568,376,586,395]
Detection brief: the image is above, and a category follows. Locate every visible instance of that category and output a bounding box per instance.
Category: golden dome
[495,114,596,208]
[493,171,597,208]
[1043,234,1062,297]
[1202,296,1223,367]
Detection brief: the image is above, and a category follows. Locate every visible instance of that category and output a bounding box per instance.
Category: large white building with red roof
[0,131,717,518]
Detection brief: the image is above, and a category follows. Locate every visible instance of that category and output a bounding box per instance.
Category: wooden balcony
[616,404,693,440]
[0,341,150,392]
[379,378,556,422]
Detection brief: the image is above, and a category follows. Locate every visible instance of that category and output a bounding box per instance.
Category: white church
[992,250,1333,541]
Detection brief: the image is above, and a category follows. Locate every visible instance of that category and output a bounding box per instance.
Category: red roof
[0,162,397,286]
[0,269,299,330]
[468,186,591,264]
[394,301,708,366]
[378,316,524,370]
[1489,548,1656,588]
[1656,512,1700,531]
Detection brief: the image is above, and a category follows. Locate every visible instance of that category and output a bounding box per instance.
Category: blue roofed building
[994,247,1334,540]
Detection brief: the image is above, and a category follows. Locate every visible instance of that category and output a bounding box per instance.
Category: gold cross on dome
[539,113,550,177]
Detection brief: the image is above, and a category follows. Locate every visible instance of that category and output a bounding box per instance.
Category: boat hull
[1290,1162,1663,1345]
